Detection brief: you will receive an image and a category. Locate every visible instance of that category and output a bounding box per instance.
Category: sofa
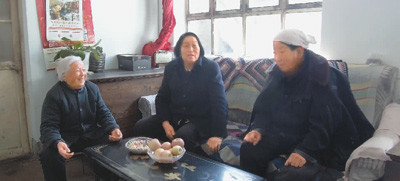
[138,56,399,180]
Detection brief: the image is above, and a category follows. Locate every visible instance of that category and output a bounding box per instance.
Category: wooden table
[83,138,264,181]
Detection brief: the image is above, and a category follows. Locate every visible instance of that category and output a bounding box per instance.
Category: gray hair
[56,56,82,81]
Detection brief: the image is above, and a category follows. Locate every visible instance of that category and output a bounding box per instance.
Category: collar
[178,56,204,72]
[60,81,86,94]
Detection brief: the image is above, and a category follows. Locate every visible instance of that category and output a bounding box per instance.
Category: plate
[147,148,186,163]
[125,137,152,154]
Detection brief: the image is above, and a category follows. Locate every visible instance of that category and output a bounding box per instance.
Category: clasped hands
[57,128,123,159]
[244,130,306,167]
[162,121,222,153]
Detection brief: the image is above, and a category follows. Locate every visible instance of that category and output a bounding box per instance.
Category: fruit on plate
[161,141,172,150]
[170,145,184,156]
[148,138,162,151]
[160,150,173,158]
[154,148,165,157]
[171,138,185,148]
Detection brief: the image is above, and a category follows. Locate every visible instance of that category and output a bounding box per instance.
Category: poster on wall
[36,0,95,70]
[46,0,84,41]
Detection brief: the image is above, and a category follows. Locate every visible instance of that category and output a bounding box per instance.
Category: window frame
[185,0,322,56]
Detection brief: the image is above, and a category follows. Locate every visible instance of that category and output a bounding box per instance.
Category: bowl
[147,148,186,163]
[125,137,152,154]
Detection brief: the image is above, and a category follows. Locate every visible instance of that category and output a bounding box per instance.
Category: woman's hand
[244,130,261,146]
[162,121,175,140]
[285,153,307,167]
[207,137,222,153]
[57,141,74,159]
[109,128,123,141]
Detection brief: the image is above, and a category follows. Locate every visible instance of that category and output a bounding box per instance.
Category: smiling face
[64,61,87,90]
[273,41,304,77]
[180,36,200,65]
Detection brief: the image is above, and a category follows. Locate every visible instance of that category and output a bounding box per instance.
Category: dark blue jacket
[40,81,119,149]
[249,50,373,171]
[156,56,228,138]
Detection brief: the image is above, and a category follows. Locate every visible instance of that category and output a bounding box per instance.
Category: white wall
[321,0,400,98]
[21,0,160,152]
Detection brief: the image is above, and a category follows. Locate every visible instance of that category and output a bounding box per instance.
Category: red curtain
[142,0,176,67]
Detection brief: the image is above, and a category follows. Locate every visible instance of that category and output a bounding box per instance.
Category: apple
[160,150,173,159]
[161,142,172,150]
[170,145,184,156]
[154,148,164,157]
[148,138,161,151]
[171,138,185,148]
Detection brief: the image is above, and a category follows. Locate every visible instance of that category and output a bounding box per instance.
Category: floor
[0,154,95,181]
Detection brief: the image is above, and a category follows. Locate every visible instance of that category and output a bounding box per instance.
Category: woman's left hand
[207,137,222,153]
[109,129,123,141]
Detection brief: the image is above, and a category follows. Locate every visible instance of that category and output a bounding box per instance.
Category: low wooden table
[84,138,263,181]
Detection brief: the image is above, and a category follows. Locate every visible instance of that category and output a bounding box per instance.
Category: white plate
[147,148,186,163]
[125,137,151,154]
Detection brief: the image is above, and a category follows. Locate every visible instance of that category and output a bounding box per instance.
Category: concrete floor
[0,154,95,181]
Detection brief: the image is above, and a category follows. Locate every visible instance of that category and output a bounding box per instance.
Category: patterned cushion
[226,76,260,124]
[349,64,399,127]
[214,57,245,91]
[240,58,274,91]
[328,60,348,77]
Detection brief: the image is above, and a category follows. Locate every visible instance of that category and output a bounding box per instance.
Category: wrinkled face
[64,61,87,90]
[273,41,304,76]
[180,36,200,64]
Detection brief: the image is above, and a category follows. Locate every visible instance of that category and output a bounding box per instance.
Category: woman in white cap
[39,56,123,181]
[240,29,373,180]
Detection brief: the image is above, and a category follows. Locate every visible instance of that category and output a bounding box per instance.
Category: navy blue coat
[156,56,228,138]
[40,81,119,149]
[248,50,373,171]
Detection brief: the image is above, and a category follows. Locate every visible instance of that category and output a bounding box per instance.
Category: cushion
[226,76,260,125]
[348,64,398,127]
[240,58,274,91]
[328,60,348,77]
[214,57,245,91]
[138,94,157,118]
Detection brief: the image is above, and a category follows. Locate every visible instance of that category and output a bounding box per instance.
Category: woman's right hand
[244,130,261,146]
[162,121,175,140]
[57,141,74,159]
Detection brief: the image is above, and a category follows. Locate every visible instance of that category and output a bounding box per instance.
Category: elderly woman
[39,56,122,181]
[240,29,374,180]
[133,32,228,154]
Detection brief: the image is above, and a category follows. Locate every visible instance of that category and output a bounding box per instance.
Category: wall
[321,0,400,99]
[20,0,160,152]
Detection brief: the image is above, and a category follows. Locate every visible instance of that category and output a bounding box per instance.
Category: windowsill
[88,68,164,83]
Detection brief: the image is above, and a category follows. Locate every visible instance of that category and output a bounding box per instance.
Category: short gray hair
[56,56,81,81]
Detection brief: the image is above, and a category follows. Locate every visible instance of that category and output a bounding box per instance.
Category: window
[187,0,323,58]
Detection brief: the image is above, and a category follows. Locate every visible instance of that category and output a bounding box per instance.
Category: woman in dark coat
[133,32,228,153]
[240,29,374,180]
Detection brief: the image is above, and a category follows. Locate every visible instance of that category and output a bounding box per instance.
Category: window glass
[246,15,281,58]
[0,0,10,20]
[285,12,322,53]
[214,17,243,56]
[189,0,209,14]
[188,20,212,55]
[249,0,278,8]
[0,23,13,61]
[216,0,240,11]
[289,0,322,4]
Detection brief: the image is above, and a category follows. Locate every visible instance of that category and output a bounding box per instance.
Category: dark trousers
[240,139,343,180]
[133,115,204,152]
[39,134,109,181]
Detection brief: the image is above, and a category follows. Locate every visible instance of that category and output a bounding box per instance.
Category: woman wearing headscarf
[39,56,122,181]
[133,32,228,154]
[240,29,374,180]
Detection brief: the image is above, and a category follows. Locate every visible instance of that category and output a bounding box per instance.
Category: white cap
[273,29,316,48]
[56,56,81,81]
